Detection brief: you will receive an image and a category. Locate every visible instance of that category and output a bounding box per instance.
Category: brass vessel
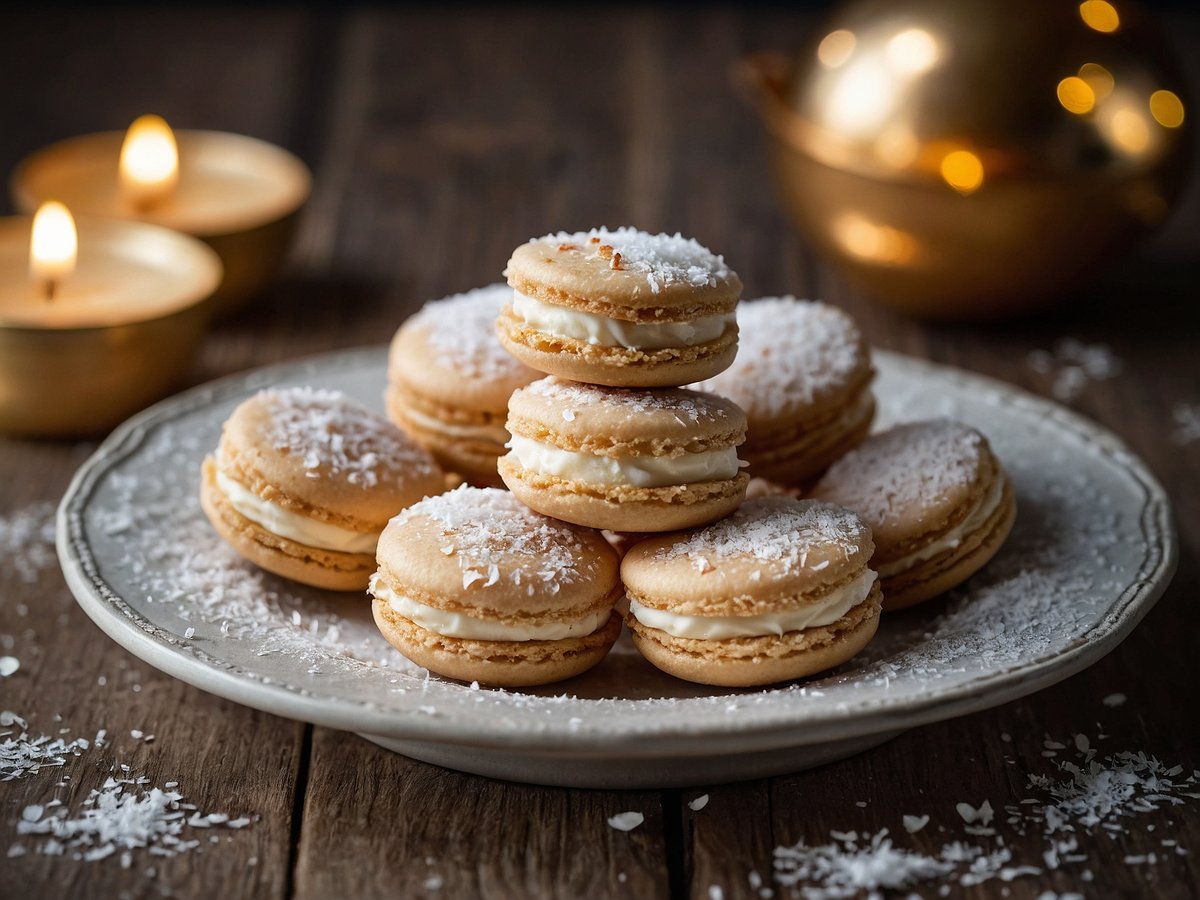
[736,0,1192,319]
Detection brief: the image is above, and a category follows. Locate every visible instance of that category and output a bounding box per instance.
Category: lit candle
[0,202,222,435]
[10,117,310,314]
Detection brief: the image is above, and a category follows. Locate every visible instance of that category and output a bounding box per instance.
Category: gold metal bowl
[735,0,1192,319]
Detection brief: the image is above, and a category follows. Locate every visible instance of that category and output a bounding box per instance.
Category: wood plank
[293,728,670,900]
[0,8,327,898]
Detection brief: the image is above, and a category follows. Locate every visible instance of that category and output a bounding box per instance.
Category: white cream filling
[400,405,509,444]
[512,291,733,350]
[629,570,877,640]
[876,476,1007,578]
[370,574,613,641]
[214,465,378,553]
[507,434,743,488]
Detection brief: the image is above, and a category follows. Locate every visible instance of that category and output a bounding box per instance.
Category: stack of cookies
[199,226,1015,691]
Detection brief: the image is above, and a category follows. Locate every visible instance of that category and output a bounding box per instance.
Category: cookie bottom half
[373,601,623,687]
[626,584,883,687]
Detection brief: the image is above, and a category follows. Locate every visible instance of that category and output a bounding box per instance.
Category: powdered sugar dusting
[526,376,728,424]
[653,497,869,572]
[256,387,435,488]
[394,485,589,590]
[696,298,868,419]
[813,420,985,527]
[406,284,531,381]
[530,227,734,295]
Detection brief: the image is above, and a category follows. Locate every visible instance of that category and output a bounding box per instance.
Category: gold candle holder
[0,212,222,436]
[10,121,310,316]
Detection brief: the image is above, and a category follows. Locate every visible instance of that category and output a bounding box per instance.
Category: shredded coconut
[813,420,986,529]
[697,297,868,420]
[0,657,17,677]
[654,497,869,573]
[607,811,645,832]
[0,502,58,584]
[15,776,253,866]
[1171,402,1200,446]
[525,376,727,424]
[254,387,435,488]
[393,486,589,590]
[405,284,531,381]
[1,715,102,781]
[689,794,710,812]
[1026,339,1123,403]
[527,227,734,295]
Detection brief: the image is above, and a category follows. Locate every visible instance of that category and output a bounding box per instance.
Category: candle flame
[29,201,78,299]
[119,114,179,210]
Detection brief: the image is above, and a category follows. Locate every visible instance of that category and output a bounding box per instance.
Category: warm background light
[1057,76,1096,115]
[817,29,857,69]
[1079,0,1120,33]
[1149,89,1185,128]
[886,28,940,74]
[29,201,77,293]
[119,114,179,209]
[940,150,984,194]
[1078,63,1114,101]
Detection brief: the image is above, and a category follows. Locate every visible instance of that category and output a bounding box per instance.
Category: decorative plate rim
[57,345,1178,758]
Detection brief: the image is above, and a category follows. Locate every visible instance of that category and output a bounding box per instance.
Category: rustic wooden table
[2,8,1198,899]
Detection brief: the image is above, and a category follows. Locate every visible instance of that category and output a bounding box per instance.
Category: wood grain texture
[1,6,1198,900]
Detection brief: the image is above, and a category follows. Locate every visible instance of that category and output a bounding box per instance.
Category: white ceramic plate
[58,346,1177,788]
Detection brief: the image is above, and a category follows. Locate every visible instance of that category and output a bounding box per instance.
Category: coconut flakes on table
[1026,338,1123,403]
[0,501,58,584]
[1,713,102,782]
[13,776,254,867]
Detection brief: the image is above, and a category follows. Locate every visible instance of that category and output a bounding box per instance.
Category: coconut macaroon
[370,486,624,687]
[499,377,750,533]
[200,387,444,591]
[811,419,1016,611]
[695,297,875,487]
[498,227,742,387]
[621,497,883,687]
[387,284,539,486]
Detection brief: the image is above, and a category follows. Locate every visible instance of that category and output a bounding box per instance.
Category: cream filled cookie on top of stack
[498,227,741,387]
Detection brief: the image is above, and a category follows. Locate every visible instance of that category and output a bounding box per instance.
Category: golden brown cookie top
[507,377,746,456]
[810,419,996,555]
[217,387,443,528]
[388,284,539,414]
[506,227,741,314]
[621,497,875,616]
[375,486,620,618]
[695,297,872,428]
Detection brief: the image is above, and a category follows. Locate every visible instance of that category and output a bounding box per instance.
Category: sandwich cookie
[695,297,875,487]
[370,486,623,687]
[498,227,742,387]
[811,419,1017,611]
[499,377,750,532]
[621,497,882,687]
[200,387,444,591]
[387,284,539,486]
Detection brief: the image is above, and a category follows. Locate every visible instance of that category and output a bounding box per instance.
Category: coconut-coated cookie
[387,284,539,487]
[370,486,623,687]
[499,377,750,532]
[810,419,1016,610]
[498,227,742,387]
[200,387,444,591]
[695,297,874,487]
[622,497,882,687]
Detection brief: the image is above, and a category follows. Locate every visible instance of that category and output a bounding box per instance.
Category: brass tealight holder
[0,209,222,436]
[10,117,310,316]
